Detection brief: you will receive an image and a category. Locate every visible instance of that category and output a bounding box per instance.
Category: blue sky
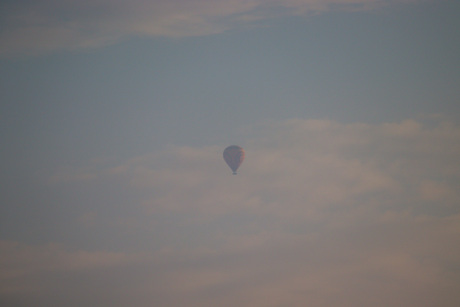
[1,1,460,306]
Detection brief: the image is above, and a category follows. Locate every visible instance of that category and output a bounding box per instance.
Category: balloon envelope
[223,145,245,174]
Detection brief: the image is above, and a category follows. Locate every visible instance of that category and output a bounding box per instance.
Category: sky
[1,0,460,306]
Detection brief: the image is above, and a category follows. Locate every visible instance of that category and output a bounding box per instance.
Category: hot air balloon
[223,145,245,175]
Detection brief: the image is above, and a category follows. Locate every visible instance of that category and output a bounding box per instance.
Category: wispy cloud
[1,0,420,56]
[2,117,459,306]
[106,118,459,220]
[1,215,459,306]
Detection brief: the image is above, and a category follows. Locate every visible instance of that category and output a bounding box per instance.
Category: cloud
[1,0,420,56]
[47,116,459,236]
[2,117,460,306]
[0,241,142,305]
[1,215,460,306]
[104,118,459,221]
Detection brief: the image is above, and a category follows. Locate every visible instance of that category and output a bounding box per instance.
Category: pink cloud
[1,0,423,56]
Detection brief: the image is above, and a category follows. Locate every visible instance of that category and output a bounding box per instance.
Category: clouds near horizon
[2,117,459,306]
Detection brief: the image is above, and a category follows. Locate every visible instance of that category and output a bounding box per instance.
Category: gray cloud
[1,0,420,56]
[1,216,459,306]
[2,117,458,306]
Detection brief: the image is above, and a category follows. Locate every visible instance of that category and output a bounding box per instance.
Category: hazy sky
[1,0,460,306]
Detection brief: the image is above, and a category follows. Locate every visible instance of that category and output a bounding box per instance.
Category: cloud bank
[1,117,459,306]
[1,0,420,56]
